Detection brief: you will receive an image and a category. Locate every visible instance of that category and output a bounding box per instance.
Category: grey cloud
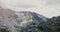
[12,4,36,8]
[44,0,60,5]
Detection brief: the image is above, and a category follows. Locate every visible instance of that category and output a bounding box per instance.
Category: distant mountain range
[0,7,49,32]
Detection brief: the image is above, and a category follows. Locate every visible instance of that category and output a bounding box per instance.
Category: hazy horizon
[0,0,60,18]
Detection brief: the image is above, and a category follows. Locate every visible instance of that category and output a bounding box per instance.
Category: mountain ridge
[0,7,49,32]
[16,11,48,27]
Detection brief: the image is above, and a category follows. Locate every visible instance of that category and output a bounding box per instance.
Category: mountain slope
[36,16,60,32]
[15,11,48,32]
[0,7,18,32]
[0,9,48,32]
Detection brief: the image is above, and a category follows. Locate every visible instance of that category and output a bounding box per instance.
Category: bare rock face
[0,7,18,32]
[16,11,48,27]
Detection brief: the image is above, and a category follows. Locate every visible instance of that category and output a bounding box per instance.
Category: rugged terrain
[0,8,48,32]
[0,7,18,32]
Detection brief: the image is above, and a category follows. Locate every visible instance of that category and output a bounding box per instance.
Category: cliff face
[0,7,18,32]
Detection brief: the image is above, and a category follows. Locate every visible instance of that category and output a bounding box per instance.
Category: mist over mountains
[1,0,60,18]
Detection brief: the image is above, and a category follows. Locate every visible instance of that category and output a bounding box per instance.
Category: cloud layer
[0,0,60,18]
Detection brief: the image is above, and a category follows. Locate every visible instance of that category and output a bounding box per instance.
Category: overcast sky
[0,0,60,18]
